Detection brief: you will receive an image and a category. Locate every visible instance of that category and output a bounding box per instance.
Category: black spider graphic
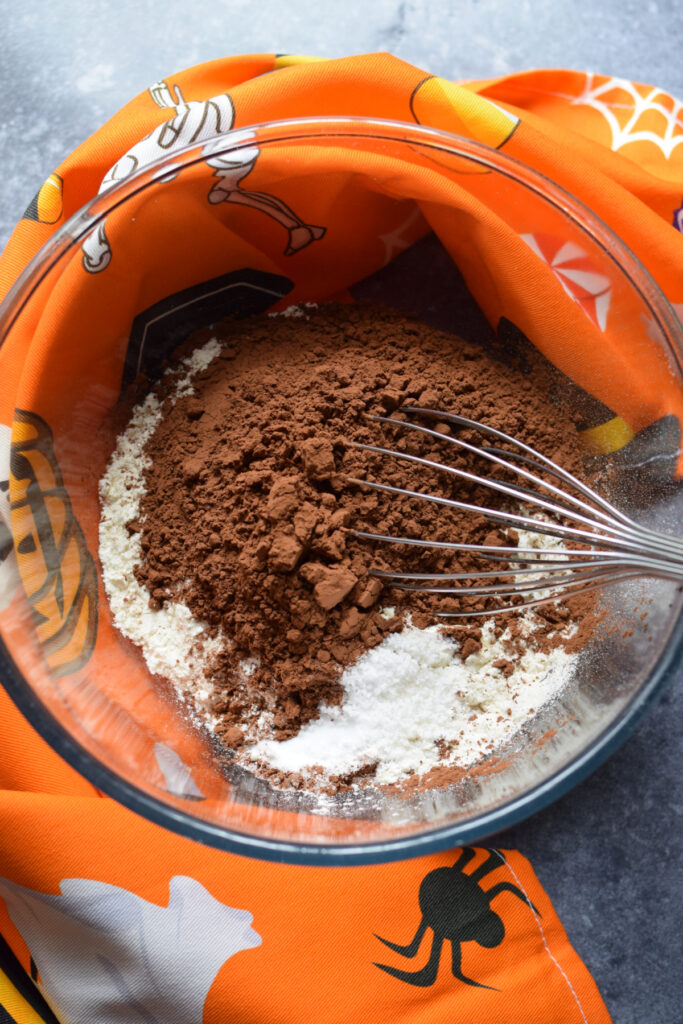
[374,847,539,988]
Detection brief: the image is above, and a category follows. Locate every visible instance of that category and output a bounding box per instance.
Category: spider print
[374,848,539,989]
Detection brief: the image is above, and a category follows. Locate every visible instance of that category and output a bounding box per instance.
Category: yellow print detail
[410,77,519,150]
[23,173,64,225]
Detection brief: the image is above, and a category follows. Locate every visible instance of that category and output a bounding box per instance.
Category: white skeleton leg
[206,149,326,255]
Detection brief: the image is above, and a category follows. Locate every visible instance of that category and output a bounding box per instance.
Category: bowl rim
[1,114,682,864]
[1,619,680,864]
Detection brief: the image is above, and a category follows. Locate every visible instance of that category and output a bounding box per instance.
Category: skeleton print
[82,81,325,272]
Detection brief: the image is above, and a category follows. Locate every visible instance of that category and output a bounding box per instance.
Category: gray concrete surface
[0,2,681,1021]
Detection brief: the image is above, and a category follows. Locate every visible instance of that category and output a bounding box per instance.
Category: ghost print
[0,875,261,1024]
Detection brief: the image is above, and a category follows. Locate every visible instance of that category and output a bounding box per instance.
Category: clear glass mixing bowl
[0,118,681,863]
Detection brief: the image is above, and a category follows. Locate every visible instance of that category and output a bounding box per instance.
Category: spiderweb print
[572,73,683,158]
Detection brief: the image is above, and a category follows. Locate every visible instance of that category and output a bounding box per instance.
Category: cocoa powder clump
[134,304,601,752]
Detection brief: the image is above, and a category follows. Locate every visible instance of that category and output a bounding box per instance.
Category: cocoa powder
[133,303,601,767]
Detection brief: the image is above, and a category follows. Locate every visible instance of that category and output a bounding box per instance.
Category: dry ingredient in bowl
[250,614,577,787]
[99,303,600,794]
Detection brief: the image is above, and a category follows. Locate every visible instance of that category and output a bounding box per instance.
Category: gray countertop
[1,3,681,1021]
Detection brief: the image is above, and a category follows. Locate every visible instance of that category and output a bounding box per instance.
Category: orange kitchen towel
[0,690,610,1024]
[2,49,683,1022]
[1,54,682,476]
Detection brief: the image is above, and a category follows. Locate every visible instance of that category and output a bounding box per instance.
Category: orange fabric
[0,705,609,1024]
[1,57,682,454]
[3,49,683,1022]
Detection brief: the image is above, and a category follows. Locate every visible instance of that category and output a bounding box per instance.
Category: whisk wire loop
[399,409,683,562]
[349,408,683,616]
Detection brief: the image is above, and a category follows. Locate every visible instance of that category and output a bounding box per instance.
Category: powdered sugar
[248,616,576,785]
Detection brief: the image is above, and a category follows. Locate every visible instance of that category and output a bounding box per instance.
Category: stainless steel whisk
[348,407,683,618]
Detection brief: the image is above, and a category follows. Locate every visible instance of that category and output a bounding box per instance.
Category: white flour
[99,338,223,721]
[99,337,580,787]
[268,302,318,319]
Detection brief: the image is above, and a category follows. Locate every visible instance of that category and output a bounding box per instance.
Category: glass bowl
[0,117,681,864]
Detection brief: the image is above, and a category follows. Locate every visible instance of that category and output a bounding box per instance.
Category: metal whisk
[348,407,683,618]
